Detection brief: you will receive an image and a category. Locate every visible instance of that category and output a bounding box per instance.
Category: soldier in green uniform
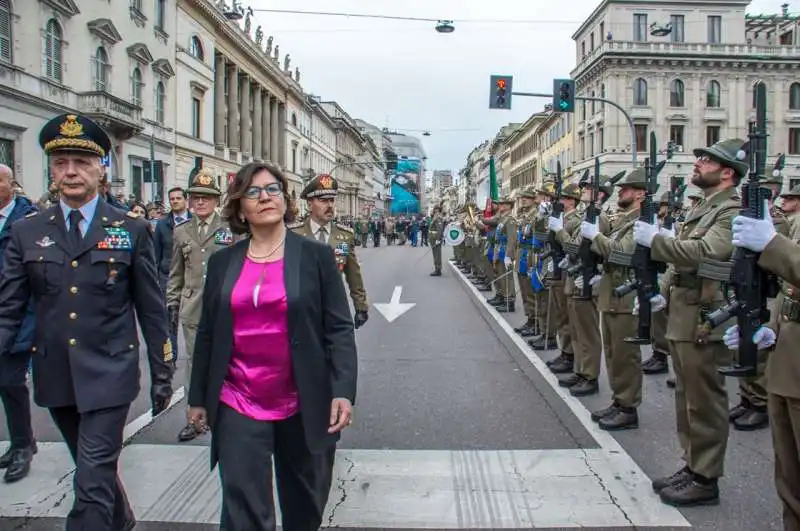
[727,170,790,431]
[475,204,499,294]
[549,182,600,387]
[490,197,517,312]
[581,169,649,430]
[513,186,541,336]
[643,192,674,376]
[429,204,445,276]
[289,174,369,329]
[634,139,746,507]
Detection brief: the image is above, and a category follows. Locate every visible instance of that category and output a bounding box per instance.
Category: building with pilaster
[185,0,290,193]
[321,101,366,218]
[0,0,177,201]
[504,113,548,196]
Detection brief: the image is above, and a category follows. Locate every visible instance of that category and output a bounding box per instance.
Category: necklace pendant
[253,283,261,308]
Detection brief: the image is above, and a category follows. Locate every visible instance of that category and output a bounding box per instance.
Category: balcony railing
[573,40,800,74]
[77,91,143,139]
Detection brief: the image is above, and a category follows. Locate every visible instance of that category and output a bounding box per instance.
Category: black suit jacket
[153,212,191,281]
[0,200,174,412]
[188,230,357,461]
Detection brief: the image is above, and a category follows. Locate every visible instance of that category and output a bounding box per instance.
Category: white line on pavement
[122,385,186,443]
[448,261,690,528]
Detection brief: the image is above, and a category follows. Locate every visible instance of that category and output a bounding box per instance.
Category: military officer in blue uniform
[0,114,175,531]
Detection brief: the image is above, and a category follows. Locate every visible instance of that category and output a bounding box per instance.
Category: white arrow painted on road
[373,286,416,323]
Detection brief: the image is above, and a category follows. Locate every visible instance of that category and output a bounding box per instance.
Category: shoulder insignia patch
[125,211,140,219]
[24,211,39,219]
[335,223,353,233]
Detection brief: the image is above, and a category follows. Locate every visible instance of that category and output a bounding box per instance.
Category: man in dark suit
[0,113,175,531]
[0,164,37,483]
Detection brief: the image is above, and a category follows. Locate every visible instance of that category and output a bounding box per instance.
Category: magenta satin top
[219,257,300,421]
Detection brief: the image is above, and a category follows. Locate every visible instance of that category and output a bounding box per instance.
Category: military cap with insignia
[39,113,111,158]
[615,167,650,190]
[692,138,749,177]
[537,181,556,197]
[186,168,221,196]
[659,191,670,204]
[519,185,538,199]
[495,195,515,204]
[301,174,338,200]
[560,183,582,200]
[780,184,800,198]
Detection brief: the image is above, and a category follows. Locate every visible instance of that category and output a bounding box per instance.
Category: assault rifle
[536,161,566,278]
[609,131,668,345]
[697,81,779,377]
[575,157,602,299]
[562,169,590,271]
[663,176,686,231]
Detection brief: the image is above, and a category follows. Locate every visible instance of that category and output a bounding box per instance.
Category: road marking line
[123,385,186,443]
[0,444,689,528]
[449,262,690,528]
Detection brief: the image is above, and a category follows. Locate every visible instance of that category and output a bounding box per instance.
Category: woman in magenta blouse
[187,161,357,531]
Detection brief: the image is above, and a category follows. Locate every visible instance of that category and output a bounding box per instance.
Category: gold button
[68,338,76,346]
[109,257,115,263]
[31,346,37,353]
[129,344,135,349]
[69,312,77,320]
[70,286,78,294]
[71,261,78,268]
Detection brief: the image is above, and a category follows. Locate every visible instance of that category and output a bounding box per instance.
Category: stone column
[270,97,280,166]
[239,73,251,157]
[261,90,271,160]
[214,54,226,147]
[277,101,287,167]
[226,64,239,151]
[252,84,263,160]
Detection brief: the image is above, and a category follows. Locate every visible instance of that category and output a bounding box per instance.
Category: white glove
[548,214,563,232]
[589,275,602,286]
[504,256,512,268]
[732,201,775,252]
[658,226,675,238]
[634,215,658,247]
[632,293,667,315]
[574,275,584,289]
[538,201,551,216]
[580,221,599,240]
[558,257,570,269]
[723,325,776,350]
[547,259,554,274]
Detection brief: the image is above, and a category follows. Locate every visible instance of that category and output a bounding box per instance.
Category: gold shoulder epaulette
[125,211,140,219]
[335,223,353,233]
[24,211,38,219]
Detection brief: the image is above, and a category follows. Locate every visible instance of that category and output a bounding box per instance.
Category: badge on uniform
[97,227,133,250]
[36,236,56,248]
[334,243,349,272]
[214,228,233,245]
[163,339,174,363]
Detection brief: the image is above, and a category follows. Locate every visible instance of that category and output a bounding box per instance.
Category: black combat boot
[548,354,574,373]
[666,376,676,388]
[642,351,669,374]
[652,466,692,493]
[495,299,515,313]
[591,402,619,422]
[430,269,442,276]
[569,377,599,397]
[531,336,558,350]
[597,406,638,431]
[558,373,582,388]
[658,472,719,507]
[733,405,768,431]
[728,398,751,422]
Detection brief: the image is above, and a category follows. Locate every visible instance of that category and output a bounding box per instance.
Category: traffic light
[489,75,513,110]
[552,78,575,112]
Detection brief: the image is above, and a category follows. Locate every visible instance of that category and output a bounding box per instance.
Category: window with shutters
[0,0,12,63]
[94,47,109,91]
[45,19,63,82]
[0,139,13,168]
[131,67,143,106]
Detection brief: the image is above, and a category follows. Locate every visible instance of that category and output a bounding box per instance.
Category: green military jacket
[591,206,639,314]
[429,214,445,246]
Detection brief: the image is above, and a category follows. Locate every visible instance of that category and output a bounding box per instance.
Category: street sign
[489,75,513,110]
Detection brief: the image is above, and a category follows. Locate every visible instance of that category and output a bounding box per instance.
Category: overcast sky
[248,0,790,176]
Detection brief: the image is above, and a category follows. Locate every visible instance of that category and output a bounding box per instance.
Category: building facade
[321,101,366,218]
[0,0,177,200]
[570,0,800,187]
[537,111,575,182]
[505,112,548,197]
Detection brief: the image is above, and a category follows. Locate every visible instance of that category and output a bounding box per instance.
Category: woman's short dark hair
[223,161,296,234]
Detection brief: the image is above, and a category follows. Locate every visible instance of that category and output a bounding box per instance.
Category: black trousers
[0,384,33,448]
[50,404,134,531]
[216,404,336,531]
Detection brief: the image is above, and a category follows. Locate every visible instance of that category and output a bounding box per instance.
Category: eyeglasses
[244,183,283,199]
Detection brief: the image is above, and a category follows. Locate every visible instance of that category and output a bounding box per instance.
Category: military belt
[780,298,800,323]
[673,273,702,289]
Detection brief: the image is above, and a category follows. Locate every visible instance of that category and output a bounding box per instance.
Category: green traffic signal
[552,78,575,113]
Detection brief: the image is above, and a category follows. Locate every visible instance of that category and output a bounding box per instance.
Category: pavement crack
[326,455,356,528]
[579,450,636,528]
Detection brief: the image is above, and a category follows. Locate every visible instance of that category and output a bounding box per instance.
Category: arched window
[45,19,63,82]
[790,82,800,110]
[633,78,647,105]
[189,35,203,60]
[0,0,12,63]
[94,47,109,91]
[669,79,684,107]
[155,81,165,123]
[131,67,143,106]
[706,80,720,108]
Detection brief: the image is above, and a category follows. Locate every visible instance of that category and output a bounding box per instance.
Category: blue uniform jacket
[0,196,36,354]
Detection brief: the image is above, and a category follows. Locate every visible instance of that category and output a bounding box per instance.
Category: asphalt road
[0,241,782,530]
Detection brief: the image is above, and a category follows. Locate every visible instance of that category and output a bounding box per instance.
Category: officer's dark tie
[68,209,83,249]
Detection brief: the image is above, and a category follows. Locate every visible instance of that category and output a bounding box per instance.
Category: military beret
[186,168,221,196]
[39,114,111,158]
[301,174,338,199]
